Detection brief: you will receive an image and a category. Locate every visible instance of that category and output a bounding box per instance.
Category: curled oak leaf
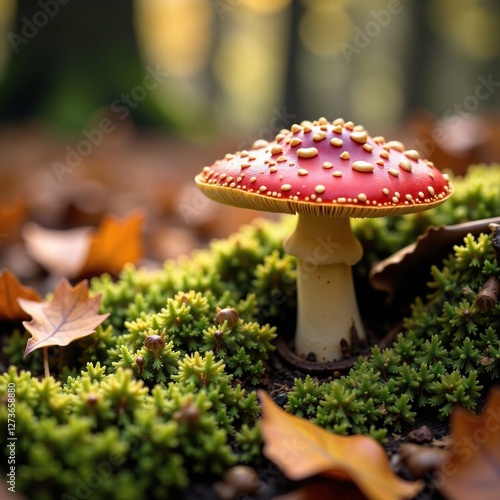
[369,216,500,304]
[22,211,145,278]
[436,386,500,500]
[258,391,422,500]
[0,268,41,321]
[19,278,109,357]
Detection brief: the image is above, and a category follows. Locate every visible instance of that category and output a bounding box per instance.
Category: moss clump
[2,164,500,498]
[110,290,276,385]
[1,248,280,498]
[286,231,499,438]
[0,360,258,499]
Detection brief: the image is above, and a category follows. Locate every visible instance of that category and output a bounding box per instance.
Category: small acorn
[399,443,450,479]
[135,356,145,376]
[213,330,224,352]
[223,465,260,495]
[215,307,239,328]
[475,276,500,312]
[463,308,471,322]
[86,393,99,406]
[144,334,166,358]
[173,400,200,426]
[85,393,99,414]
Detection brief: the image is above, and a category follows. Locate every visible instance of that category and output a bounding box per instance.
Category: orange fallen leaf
[80,211,145,276]
[0,199,28,239]
[79,210,145,277]
[19,278,109,357]
[0,269,41,321]
[258,391,422,500]
[437,386,500,500]
[22,211,145,278]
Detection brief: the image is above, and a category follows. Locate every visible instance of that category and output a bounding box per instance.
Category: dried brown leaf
[259,391,422,500]
[437,386,500,500]
[369,217,500,303]
[22,211,145,278]
[19,278,109,356]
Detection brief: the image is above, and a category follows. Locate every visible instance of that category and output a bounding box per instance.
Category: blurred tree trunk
[283,0,304,120]
[403,0,434,110]
[0,0,168,131]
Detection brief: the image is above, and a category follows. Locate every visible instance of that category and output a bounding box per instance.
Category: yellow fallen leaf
[258,390,422,500]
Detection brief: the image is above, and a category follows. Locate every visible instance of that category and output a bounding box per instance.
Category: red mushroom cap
[195,117,454,218]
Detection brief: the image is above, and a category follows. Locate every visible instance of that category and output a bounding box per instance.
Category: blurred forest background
[0,0,499,277]
[2,0,500,137]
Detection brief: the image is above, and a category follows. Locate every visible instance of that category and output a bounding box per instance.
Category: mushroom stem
[283,214,365,361]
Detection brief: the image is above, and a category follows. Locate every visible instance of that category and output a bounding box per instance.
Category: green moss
[287,229,498,438]
[2,164,500,498]
[235,422,263,464]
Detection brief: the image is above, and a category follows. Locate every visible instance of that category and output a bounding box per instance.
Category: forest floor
[2,117,499,499]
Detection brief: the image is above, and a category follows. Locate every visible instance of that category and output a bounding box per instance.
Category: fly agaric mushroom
[195,118,453,361]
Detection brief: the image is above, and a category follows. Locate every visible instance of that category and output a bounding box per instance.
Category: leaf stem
[43,347,50,378]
